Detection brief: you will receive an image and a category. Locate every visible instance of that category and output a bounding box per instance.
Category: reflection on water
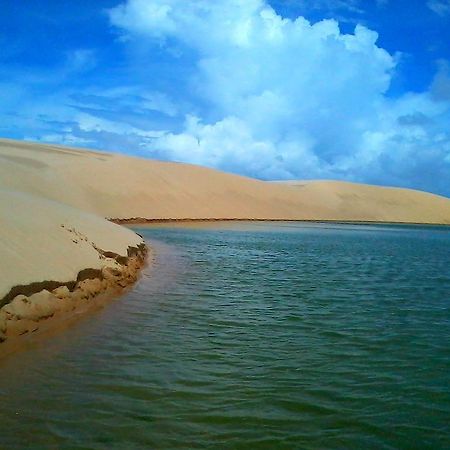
[0,223,449,449]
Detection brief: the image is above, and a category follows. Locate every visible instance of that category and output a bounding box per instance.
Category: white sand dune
[0,189,146,346]
[0,190,143,302]
[1,138,450,224]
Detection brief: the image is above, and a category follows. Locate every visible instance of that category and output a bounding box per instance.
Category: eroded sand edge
[0,243,147,356]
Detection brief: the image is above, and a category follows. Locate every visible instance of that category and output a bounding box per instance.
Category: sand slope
[0,188,146,349]
[0,138,449,224]
[0,189,144,302]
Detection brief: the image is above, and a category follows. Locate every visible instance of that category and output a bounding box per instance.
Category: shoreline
[0,243,148,359]
[109,217,450,227]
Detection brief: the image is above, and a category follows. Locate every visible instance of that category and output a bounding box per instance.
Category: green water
[0,222,449,449]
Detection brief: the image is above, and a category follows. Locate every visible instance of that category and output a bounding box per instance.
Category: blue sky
[1,0,449,196]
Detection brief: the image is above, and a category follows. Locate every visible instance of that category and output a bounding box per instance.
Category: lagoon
[0,222,449,449]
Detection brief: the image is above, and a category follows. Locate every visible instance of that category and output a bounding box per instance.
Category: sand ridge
[0,138,449,224]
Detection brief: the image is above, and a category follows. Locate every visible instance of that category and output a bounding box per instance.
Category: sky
[1,0,449,196]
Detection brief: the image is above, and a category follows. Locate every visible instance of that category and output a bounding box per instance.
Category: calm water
[0,222,449,449]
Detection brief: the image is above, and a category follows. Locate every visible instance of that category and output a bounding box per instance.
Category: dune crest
[0,138,449,224]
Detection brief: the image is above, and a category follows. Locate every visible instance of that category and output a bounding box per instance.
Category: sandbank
[0,190,147,354]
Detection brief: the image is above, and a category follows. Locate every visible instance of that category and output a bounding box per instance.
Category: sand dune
[0,190,144,301]
[0,189,146,347]
[1,138,450,224]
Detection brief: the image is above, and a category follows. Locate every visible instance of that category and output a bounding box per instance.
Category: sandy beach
[1,137,450,352]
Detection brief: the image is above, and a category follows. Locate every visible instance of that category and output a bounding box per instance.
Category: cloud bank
[2,0,449,195]
[104,0,450,193]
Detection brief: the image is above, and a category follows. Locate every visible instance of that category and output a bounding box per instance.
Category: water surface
[0,222,449,449]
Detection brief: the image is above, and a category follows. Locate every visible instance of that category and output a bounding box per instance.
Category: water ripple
[0,224,449,449]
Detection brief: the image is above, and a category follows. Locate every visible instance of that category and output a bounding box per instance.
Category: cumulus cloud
[156,115,322,179]
[1,0,448,195]
[106,0,450,194]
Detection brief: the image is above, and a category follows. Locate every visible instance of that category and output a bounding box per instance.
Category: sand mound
[0,189,144,301]
[0,189,146,347]
[0,138,449,224]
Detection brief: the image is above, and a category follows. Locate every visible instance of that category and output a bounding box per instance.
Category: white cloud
[156,115,321,179]
[106,0,450,194]
[109,1,393,169]
[1,0,448,196]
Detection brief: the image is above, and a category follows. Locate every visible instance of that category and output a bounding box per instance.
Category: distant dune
[1,138,450,224]
[1,137,449,350]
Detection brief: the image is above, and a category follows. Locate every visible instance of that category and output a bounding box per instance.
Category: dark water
[0,222,449,449]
